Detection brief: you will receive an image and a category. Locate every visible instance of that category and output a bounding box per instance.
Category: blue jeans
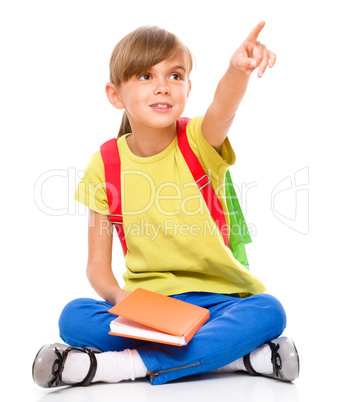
[59,292,286,385]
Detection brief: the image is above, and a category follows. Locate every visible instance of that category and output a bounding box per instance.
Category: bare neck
[126,123,177,157]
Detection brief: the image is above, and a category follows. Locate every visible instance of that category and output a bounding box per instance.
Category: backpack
[100,117,251,269]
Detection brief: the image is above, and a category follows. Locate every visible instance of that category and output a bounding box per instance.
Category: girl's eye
[138,74,152,81]
[169,73,181,80]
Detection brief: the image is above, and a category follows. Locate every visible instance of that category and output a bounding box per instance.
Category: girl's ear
[187,80,192,98]
[105,83,125,109]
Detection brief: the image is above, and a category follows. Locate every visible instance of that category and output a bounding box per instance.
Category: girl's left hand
[230,21,276,78]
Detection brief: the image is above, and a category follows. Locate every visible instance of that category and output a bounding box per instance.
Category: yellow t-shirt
[75,116,266,296]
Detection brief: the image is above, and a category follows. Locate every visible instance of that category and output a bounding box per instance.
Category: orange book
[108,288,210,346]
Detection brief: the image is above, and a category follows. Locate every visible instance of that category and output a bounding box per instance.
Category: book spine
[184,310,210,343]
[108,331,185,347]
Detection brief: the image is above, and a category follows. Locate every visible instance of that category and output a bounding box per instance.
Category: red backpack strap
[177,117,230,248]
[100,138,127,255]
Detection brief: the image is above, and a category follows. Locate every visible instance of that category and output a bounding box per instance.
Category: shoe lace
[267,341,283,379]
[48,347,71,387]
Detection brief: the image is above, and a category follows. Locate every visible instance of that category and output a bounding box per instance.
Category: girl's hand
[113,288,132,305]
[230,21,276,78]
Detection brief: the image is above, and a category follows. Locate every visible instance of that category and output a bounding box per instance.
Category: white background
[1,0,341,400]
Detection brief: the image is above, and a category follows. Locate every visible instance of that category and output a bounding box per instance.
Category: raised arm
[86,209,131,305]
[201,21,276,150]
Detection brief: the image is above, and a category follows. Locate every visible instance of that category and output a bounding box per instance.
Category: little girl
[33,23,299,387]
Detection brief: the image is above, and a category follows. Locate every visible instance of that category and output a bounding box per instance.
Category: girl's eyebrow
[171,65,187,72]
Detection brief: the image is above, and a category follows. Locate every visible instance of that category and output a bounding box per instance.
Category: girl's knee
[59,298,89,335]
[58,298,108,341]
[59,297,89,319]
[252,293,287,333]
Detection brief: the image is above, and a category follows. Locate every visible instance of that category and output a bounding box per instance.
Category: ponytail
[117,111,132,138]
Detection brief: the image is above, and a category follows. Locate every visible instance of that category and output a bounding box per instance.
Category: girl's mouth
[150,103,172,110]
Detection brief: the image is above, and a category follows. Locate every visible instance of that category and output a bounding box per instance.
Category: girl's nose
[153,82,170,95]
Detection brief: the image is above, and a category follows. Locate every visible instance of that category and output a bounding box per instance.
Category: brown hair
[108,26,194,138]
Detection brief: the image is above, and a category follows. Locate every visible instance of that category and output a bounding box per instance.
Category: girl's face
[115,52,191,133]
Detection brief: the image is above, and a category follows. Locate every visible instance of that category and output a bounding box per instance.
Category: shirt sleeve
[73,150,110,215]
[185,116,236,183]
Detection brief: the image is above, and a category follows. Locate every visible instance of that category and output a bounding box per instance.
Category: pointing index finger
[245,21,266,43]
